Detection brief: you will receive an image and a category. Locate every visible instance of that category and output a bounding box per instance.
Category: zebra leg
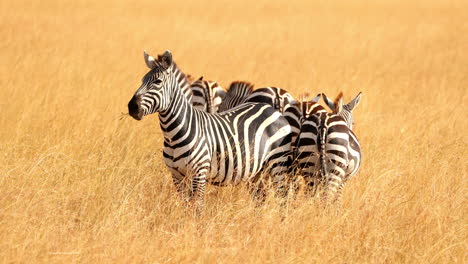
[287,174,301,201]
[171,170,190,203]
[267,151,293,199]
[334,181,347,203]
[302,173,317,197]
[248,175,267,206]
[188,169,208,215]
[323,167,345,203]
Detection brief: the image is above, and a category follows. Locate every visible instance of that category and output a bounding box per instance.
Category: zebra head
[128,50,176,120]
[322,92,362,129]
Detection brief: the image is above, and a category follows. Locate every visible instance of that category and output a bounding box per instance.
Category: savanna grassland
[0,0,467,262]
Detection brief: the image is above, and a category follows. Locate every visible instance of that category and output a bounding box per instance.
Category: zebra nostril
[128,95,142,120]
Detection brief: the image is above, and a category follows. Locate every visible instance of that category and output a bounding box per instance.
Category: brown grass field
[1,0,467,262]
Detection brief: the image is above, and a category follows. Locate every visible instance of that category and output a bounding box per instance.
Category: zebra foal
[128,50,293,212]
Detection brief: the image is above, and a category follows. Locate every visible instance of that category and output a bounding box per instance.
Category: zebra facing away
[322,92,362,130]
[295,92,362,202]
[128,50,293,212]
[190,76,226,114]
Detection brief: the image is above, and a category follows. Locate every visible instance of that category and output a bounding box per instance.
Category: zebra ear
[160,50,173,70]
[197,76,204,81]
[335,97,344,114]
[311,93,321,103]
[144,50,157,69]
[322,93,335,111]
[347,92,362,111]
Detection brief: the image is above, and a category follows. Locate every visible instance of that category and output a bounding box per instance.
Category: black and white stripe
[295,93,362,201]
[219,84,321,155]
[322,92,362,130]
[155,52,193,103]
[217,81,255,112]
[190,76,226,114]
[128,51,293,211]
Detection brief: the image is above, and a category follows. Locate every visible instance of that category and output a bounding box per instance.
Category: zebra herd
[128,50,362,212]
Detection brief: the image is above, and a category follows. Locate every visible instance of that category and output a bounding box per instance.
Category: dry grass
[1,0,467,262]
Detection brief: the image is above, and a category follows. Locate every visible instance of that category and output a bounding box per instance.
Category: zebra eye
[151,79,163,90]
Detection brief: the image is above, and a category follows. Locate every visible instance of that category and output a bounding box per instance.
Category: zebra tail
[319,125,327,180]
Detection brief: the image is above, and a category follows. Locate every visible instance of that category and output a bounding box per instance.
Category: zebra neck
[158,84,196,140]
[171,62,192,102]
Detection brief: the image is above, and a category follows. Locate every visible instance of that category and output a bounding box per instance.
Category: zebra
[128,50,293,212]
[295,92,362,202]
[190,76,226,114]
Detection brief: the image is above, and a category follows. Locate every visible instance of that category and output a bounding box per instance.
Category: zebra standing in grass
[128,50,293,211]
[295,92,362,201]
[190,76,226,113]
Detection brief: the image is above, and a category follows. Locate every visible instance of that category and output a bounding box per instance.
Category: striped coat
[295,93,362,201]
[128,51,293,211]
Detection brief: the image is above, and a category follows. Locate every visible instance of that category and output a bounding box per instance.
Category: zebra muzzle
[128,95,143,120]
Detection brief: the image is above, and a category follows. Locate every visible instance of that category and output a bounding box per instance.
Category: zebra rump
[295,93,362,202]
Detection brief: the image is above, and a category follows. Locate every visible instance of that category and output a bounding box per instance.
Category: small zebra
[190,76,226,114]
[295,92,362,202]
[128,50,293,212]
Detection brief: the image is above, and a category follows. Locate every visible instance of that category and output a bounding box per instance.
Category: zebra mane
[226,81,254,95]
[186,74,195,83]
[298,93,321,103]
[298,93,310,102]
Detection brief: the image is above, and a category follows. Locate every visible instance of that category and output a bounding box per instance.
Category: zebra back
[218,81,254,112]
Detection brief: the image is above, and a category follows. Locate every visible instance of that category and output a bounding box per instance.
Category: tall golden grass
[1,0,466,262]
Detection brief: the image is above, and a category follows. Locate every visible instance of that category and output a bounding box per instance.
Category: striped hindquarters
[296,109,361,201]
